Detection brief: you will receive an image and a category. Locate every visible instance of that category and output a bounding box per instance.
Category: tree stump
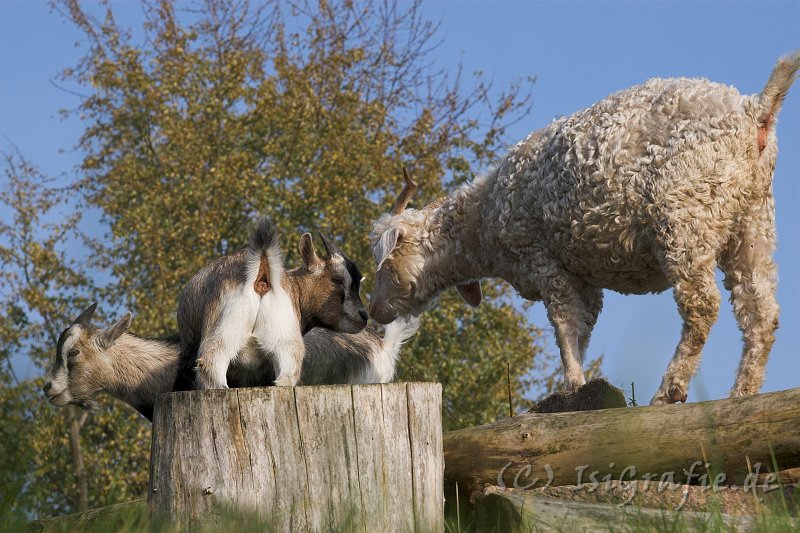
[148,383,443,531]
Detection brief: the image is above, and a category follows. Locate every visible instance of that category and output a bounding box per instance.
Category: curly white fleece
[371,52,799,405]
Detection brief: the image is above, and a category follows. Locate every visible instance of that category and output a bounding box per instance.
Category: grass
[17,499,370,533]
[0,475,794,532]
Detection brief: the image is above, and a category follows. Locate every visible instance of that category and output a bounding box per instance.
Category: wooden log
[148,383,443,531]
[444,387,800,493]
[471,487,761,533]
[29,499,146,533]
[526,479,798,515]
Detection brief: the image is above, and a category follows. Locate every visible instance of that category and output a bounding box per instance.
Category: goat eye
[331,277,344,285]
[67,349,79,358]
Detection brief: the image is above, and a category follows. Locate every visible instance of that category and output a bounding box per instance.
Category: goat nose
[43,381,52,394]
[358,309,368,323]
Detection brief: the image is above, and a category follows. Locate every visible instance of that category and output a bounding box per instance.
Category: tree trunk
[148,383,443,531]
[444,387,800,494]
[66,406,89,513]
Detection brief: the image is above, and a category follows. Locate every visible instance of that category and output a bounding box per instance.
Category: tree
[0,381,151,520]
[58,0,562,431]
[56,0,568,426]
[0,151,151,518]
[1,0,603,518]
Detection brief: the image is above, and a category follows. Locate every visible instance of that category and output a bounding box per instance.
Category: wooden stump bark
[148,383,442,531]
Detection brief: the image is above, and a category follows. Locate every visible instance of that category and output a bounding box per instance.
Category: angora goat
[370,52,799,405]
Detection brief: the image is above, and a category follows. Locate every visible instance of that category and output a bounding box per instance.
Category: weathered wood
[527,479,798,515]
[407,382,445,528]
[148,383,442,531]
[350,383,413,531]
[444,387,800,492]
[472,488,760,533]
[294,386,361,530]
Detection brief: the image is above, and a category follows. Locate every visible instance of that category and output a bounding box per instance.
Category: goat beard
[73,398,101,413]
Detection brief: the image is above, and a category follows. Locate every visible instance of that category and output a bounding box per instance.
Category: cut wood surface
[148,383,443,531]
[444,387,800,492]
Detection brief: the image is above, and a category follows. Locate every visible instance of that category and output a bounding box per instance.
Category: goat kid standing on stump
[369,52,800,405]
[179,217,368,389]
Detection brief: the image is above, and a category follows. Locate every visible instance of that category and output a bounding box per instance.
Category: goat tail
[757,50,800,130]
[380,315,420,364]
[248,216,280,254]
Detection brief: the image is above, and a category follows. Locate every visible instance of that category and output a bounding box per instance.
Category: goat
[42,303,180,420]
[369,52,800,405]
[43,304,418,420]
[298,316,419,385]
[178,217,368,389]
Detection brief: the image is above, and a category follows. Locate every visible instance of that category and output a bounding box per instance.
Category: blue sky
[1,1,798,403]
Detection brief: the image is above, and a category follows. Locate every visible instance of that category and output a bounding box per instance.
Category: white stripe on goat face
[47,325,82,400]
[331,254,355,297]
[331,254,348,283]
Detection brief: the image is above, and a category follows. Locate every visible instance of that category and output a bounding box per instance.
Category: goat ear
[374,226,405,271]
[99,312,132,349]
[456,281,482,308]
[74,302,98,327]
[299,233,322,270]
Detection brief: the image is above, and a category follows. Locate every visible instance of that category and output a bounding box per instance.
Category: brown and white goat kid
[178,217,368,389]
[370,52,800,405]
[43,305,417,421]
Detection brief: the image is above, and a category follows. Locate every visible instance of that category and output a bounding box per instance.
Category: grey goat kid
[43,303,181,420]
[179,217,368,389]
[43,305,418,421]
[370,52,800,405]
[298,316,418,385]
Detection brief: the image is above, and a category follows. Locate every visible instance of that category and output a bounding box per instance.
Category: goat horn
[319,233,340,257]
[74,302,98,327]
[392,166,418,215]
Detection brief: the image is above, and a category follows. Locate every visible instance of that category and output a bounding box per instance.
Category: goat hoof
[562,378,586,394]
[649,390,673,405]
[668,386,688,404]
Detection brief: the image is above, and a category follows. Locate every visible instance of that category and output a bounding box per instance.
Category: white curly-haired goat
[370,52,800,405]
